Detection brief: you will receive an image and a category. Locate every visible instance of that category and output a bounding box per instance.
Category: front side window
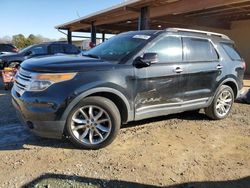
[31,46,47,55]
[183,37,219,62]
[145,36,183,63]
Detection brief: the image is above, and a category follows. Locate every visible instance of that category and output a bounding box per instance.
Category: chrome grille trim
[14,68,34,95]
[18,73,31,81]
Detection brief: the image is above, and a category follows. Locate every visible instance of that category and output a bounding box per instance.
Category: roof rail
[165,28,230,40]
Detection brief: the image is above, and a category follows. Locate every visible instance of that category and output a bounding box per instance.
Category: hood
[0,53,20,60]
[0,52,17,55]
[21,55,114,73]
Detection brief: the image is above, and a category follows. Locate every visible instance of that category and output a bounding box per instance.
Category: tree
[27,34,43,45]
[11,34,52,49]
[12,34,27,49]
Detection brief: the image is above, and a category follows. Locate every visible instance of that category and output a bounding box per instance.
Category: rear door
[182,37,221,101]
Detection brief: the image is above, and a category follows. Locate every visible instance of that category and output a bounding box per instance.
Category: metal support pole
[67,30,72,44]
[91,22,96,45]
[102,32,105,42]
[138,6,150,30]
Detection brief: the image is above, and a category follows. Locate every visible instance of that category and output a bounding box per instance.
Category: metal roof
[55,0,143,29]
[56,0,250,33]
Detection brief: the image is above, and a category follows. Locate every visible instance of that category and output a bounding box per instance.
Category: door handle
[216,64,223,70]
[174,67,183,73]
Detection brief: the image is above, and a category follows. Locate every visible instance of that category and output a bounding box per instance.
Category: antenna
[76,11,81,18]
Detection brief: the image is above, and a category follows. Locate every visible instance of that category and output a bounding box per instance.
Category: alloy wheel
[70,105,112,145]
[215,90,233,117]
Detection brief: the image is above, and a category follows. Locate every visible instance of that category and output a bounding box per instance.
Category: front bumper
[11,88,66,139]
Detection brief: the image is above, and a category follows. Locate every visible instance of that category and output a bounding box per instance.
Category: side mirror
[134,53,158,68]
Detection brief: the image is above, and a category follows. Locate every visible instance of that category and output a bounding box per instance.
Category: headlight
[28,73,77,91]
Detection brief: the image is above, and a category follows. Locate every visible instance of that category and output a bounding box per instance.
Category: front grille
[14,68,33,95]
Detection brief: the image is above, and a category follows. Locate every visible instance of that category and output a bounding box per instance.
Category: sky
[0,0,123,40]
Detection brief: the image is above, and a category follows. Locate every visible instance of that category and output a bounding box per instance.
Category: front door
[134,35,188,120]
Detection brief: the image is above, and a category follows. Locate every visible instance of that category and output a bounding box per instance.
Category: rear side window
[221,43,242,61]
[145,36,183,63]
[183,37,219,62]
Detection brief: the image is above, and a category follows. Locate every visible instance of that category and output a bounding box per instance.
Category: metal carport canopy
[55,0,250,34]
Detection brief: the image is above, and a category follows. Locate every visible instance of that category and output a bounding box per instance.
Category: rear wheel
[205,85,234,120]
[66,96,121,149]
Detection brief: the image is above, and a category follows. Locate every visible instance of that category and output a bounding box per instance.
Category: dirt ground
[0,81,249,188]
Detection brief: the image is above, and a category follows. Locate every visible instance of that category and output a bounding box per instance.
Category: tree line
[0,34,66,49]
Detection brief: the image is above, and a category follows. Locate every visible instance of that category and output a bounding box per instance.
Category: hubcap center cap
[89,119,96,127]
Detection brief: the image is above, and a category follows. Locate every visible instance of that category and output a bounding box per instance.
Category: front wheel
[66,96,121,149]
[205,85,234,120]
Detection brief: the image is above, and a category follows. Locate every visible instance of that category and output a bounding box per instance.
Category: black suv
[0,42,80,69]
[12,28,245,149]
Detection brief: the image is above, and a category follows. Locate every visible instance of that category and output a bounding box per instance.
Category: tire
[205,85,234,120]
[65,96,121,149]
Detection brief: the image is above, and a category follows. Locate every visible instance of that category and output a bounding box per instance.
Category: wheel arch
[6,60,22,68]
[61,87,133,124]
[219,78,239,99]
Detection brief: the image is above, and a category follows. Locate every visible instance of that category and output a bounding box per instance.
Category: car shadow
[22,173,250,188]
[123,110,210,129]
[0,111,210,151]
[0,123,74,150]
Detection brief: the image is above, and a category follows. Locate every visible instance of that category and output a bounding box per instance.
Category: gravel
[0,81,249,188]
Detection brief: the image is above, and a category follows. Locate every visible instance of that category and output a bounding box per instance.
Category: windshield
[18,45,35,54]
[84,33,153,63]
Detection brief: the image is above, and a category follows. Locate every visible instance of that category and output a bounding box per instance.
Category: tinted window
[221,43,242,61]
[146,36,182,63]
[183,37,218,62]
[31,46,47,55]
[49,44,64,54]
[0,44,15,52]
[0,44,6,51]
[64,44,79,54]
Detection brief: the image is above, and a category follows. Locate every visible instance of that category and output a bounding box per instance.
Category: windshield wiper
[82,53,101,59]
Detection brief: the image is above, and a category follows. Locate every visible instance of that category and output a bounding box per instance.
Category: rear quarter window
[221,42,242,61]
